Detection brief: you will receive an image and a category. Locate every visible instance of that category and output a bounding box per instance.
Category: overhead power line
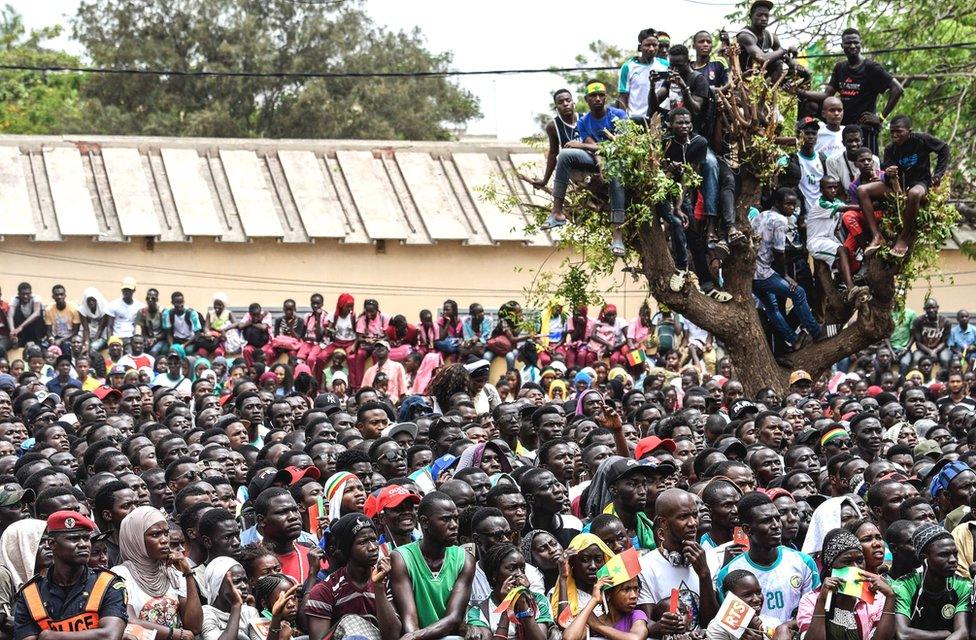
[0,42,974,80]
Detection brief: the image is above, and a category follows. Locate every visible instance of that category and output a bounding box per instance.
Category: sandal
[728,228,747,246]
[540,215,568,231]
[704,288,733,303]
[845,285,872,304]
[669,271,687,292]
[709,240,730,261]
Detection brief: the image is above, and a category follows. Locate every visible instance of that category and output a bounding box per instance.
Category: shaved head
[655,487,696,518]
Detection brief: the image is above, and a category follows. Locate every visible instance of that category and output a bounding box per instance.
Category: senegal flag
[596,547,641,588]
[627,350,647,367]
[832,566,876,604]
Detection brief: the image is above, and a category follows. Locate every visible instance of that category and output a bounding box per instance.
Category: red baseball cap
[635,436,677,460]
[47,510,97,533]
[364,485,420,519]
[93,386,122,400]
[273,465,321,486]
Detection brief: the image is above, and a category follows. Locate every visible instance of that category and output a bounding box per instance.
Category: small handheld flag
[716,593,756,638]
[595,547,642,588]
[308,496,325,538]
[733,527,750,550]
[832,566,876,604]
[494,587,526,614]
[627,350,647,367]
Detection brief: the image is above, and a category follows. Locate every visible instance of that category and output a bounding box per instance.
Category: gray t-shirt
[752,209,787,280]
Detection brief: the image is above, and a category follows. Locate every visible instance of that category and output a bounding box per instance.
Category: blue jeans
[753,273,821,346]
[702,148,719,217]
[657,201,689,270]
[553,148,625,218]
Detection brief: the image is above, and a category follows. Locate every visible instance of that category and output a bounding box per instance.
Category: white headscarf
[203,556,242,605]
[78,287,108,319]
[801,496,862,555]
[0,519,47,588]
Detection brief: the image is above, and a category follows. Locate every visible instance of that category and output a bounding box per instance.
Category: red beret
[47,510,96,533]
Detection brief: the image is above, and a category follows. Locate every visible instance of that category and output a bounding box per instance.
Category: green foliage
[70,0,480,140]
[880,182,960,309]
[731,0,976,190]
[0,5,87,134]
[0,2,479,139]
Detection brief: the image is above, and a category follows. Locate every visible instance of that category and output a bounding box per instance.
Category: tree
[506,47,958,395]
[748,0,976,193]
[70,0,480,140]
[0,5,87,134]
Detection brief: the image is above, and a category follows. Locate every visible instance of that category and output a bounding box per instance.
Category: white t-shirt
[815,122,844,158]
[638,548,704,629]
[106,298,143,338]
[797,151,825,214]
[113,564,187,627]
[713,547,819,624]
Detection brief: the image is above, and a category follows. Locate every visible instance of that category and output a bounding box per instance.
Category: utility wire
[0,42,974,80]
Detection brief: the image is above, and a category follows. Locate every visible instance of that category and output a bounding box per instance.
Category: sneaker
[610,240,626,257]
[669,271,687,292]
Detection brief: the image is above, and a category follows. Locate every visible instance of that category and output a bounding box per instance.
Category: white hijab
[0,519,47,589]
[801,496,862,555]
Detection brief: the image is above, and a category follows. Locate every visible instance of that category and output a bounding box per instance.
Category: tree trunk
[632,166,901,395]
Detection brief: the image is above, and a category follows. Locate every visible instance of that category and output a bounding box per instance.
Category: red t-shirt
[277,543,312,584]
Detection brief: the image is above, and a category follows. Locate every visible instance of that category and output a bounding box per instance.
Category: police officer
[14,510,128,640]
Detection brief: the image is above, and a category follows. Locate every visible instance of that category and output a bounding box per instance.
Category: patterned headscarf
[520,529,551,567]
[820,528,861,579]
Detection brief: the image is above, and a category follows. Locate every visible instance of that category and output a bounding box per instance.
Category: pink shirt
[361,359,409,400]
[797,589,885,640]
[355,313,388,339]
[628,318,651,344]
[303,310,332,343]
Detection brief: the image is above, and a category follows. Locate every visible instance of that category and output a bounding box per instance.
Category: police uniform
[13,511,128,640]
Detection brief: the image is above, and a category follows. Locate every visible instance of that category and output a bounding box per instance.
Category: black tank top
[737,28,773,72]
[553,116,579,148]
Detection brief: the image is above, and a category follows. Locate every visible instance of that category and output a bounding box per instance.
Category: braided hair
[251,573,294,613]
[483,543,521,588]
[428,363,470,410]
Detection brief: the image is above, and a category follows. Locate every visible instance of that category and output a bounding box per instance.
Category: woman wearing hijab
[113,506,203,639]
[564,306,594,369]
[201,556,259,640]
[0,518,49,589]
[521,530,564,593]
[587,305,628,364]
[79,287,110,352]
[455,441,512,476]
[317,293,357,386]
[550,533,614,628]
[802,497,863,560]
[797,528,895,640]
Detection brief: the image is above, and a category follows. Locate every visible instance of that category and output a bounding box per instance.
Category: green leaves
[0,2,480,139]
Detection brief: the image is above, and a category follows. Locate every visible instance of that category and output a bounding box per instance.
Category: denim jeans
[657,201,689,270]
[701,148,719,217]
[753,273,821,346]
[553,148,625,217]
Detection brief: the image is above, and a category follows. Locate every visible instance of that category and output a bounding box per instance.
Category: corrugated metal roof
[0,135,552,246]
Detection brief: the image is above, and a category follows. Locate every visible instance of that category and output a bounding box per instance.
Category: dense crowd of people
[0,5,970,640]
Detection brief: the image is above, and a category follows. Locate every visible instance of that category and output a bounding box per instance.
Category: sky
[10,0,737,140]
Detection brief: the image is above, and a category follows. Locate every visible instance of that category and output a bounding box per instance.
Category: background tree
[0,5,86,133]
[71,0,479,140]
[737,0,976,204]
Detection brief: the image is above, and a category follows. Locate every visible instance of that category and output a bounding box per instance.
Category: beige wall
[1,237,971,319]
[0,237,648,318]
